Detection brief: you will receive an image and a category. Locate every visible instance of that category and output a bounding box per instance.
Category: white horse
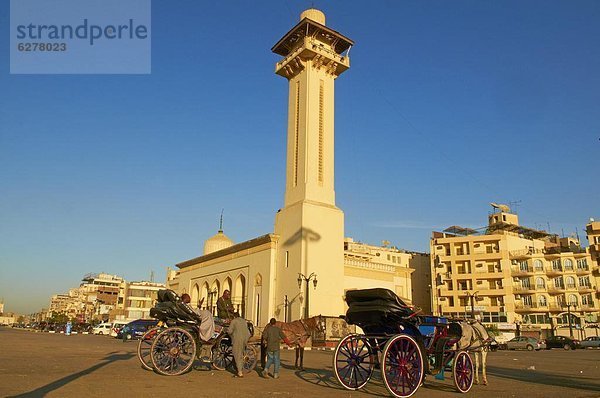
[452,320,492,385]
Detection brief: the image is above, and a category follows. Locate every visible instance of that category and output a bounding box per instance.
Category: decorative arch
[534,259,543,270]
[234,274,246,317]
[254,273,263,326]
[568,294,578,306]
[566,276,575,288]
[538,295,547,307]
[224,277,232,294]
[564,259,573,269]
[201,282,209,309]
[535,277,545,289]
[191,283,200,307]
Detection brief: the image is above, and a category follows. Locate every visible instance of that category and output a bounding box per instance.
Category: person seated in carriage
[181,293,215,342]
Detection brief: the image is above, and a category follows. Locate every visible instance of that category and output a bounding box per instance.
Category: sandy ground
[1,327,599,398]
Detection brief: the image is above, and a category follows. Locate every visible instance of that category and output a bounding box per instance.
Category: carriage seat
[344,288,415,328]
[150,289,202,325]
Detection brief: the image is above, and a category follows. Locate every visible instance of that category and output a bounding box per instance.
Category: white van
[110,320,129,337]
[93,322,112,335]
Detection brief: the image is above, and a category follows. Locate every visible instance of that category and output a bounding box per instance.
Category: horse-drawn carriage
[334,288,476,398]
[136,289,257,376]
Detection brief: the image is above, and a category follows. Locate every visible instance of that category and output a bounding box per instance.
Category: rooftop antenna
[150,270,155,282]
[219,208,224,232]
[575,227,580,242]
[508,200,522,214]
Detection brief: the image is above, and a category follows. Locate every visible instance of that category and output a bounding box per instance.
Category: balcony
[513,286,536,294]
[547,286,565,294]
[575,267,591,275]
[581,303,596,310]
[511,266,534,276]
[546,267,563,276]
[578,285,595,293]
[515,303,549,312]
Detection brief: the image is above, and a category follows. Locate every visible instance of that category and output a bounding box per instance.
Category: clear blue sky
[1,1,599,314]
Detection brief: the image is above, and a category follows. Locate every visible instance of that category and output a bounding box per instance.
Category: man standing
[217,290,235,320]
[261,318,288,379]
[227,312,250,377]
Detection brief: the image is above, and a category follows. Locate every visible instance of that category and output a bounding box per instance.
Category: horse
[260,315,326,371]
[451,319,493,385]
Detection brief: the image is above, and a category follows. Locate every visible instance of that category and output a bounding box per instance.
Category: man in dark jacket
[261,318,288,379]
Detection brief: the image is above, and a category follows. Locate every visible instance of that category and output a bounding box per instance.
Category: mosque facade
[166,9,430,329]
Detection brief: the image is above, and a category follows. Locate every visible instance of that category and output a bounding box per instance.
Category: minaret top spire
[219,208,224,232]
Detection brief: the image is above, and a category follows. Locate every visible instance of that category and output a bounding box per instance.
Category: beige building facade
[167,9,422,329]
[430,207,599,339]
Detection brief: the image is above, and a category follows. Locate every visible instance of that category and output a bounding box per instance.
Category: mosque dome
[203,230,234,255]
[300,8,325,25]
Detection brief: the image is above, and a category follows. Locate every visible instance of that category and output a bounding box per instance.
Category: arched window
[564,259,573,270]
[566,276,575,289]
[234,274,246,317]
[201,282,209,310]
[568,294,578,306]
[224,277,232,295]
[534,259,543,270]
[535,277,545,289]
[538,295,547,307]
[191,283,200,307]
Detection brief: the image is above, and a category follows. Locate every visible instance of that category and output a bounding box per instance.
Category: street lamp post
[566,303,576,338]
[298,273,318,320]
[466,291,479,320]
[284,295,289,322]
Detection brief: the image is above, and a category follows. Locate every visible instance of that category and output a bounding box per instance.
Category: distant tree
[49,312,69,324]
[485,323,500,337]
[17,315,25,324]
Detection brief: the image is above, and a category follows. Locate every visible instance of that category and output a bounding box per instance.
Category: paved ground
[1,327,599,398]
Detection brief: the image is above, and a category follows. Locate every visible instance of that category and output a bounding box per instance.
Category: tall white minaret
[273,9,353,319]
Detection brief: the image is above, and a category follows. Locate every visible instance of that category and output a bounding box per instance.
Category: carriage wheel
[150,327,197,376]
[333,334,375,390]
[212,338,234,371]
[241,345,258,374]
[381,334,424,398]
[452,351,474,393]
[137,327,161,370]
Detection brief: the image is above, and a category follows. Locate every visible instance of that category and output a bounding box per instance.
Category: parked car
[117,319,158,340]
[505,336,546,351]
[579,336,600,349]
[110,320,130,337]
[545,335,579,350]
[92,322,113,335]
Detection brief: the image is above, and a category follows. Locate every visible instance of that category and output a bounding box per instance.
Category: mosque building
[166,9,430,331]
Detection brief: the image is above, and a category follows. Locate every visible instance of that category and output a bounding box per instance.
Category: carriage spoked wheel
[212,338,234,371]
[137,327,161,370]
[150,327,197,376]
[381,334,424,398]
[333,334,376,390]
[241,345,258,374]
[452,351,474,393]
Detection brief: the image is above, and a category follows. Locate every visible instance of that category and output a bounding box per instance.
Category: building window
[552,259,562,270]
[535,277,545,289]
[568,294,578,306]
[519,260,529,271]
[538,295,547,307]
[578,276,590,287]
[564,259,573,270]
[318,79,324,186]
[534,259,544,270]
[566,276,576,289]
[522,296,533,306]
[285,251,289,268]
[577,259,588,269]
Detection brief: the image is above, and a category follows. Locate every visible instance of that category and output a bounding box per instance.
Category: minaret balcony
[275,37,350,78]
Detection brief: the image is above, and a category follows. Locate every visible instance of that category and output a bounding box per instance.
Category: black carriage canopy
[150,289,202,324]
[344,288,416,328]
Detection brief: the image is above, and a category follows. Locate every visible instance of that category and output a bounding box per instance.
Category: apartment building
[430,207,599,338]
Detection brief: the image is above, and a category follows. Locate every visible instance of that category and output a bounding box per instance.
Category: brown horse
[261,315,326,371]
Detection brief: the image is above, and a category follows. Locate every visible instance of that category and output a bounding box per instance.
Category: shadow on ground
[487,366,600,392]
[9,351,135,398]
